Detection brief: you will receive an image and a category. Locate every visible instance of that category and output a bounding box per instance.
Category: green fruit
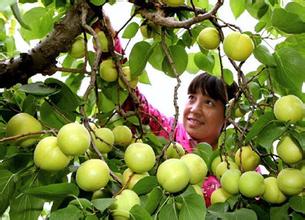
[34,136,71,171]
[57,122,91,156]
[162,0,185,7]
[223,32,254,61]
[277,136,303,164]
[215,160,238,179]
[110,189,140,219]
[118,66,138,89]
[6,112,42,148]
[273,95,305,123]
[124,143,156,173]
[235,146,260,171]
[239,171,265,198]
[180,153,208,184]
[211,155,233,175]
[112,125,133,147]
[76,159,110,191]
[69,37,85,58]
[165,142,185,159]
[262,176,286,204]
[277,168,304,196]
[93,30,109,52]
[197,27,220,50]
[187,0,208,9]
[210,188,231,204]
[93,127,114,153]
[220,169,241,194]
[192,184,203,197]
[122,168,149,189]
[99,59,118,82]
[157,158,190,193]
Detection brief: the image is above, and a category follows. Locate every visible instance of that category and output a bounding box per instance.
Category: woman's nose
[190,101,201,113]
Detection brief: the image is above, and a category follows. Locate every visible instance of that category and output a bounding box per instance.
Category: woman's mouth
[187,118,203,127]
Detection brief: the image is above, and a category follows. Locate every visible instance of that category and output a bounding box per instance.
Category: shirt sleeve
[134,88,173,139]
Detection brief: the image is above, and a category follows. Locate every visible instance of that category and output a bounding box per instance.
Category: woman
[124,72,238,206]
[131,73,238,151]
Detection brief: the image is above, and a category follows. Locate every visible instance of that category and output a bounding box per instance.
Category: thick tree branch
[0,0,96,88]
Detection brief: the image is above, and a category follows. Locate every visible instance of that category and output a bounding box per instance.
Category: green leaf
[271,8,305,34]
[20,7,53,41]
[178,193,206,220]
[133,176,159,195]
[245,111,275,142]
[138,70,151,85]
[123,22,139,39]
[290,131,305,151]
[0,0,15,10]
[226,208,257,220]
[256,123,286,150]
[223,69,234,86]
[270,203,290,220]
[158,199,178,220]
[162,45,188,77]
[194,52,214,73]
[253,44,276,66]
[129,41,152,77]
[130,204,153,220]
[92,198,114,212]
[10,194,45,220]
[50,205,84,220]
[89,0,106,6]
[26,183,79,200]
[142,187,163,214]
[230,0,246,18]
[286,2,305,22]
[10,3,31,30]
[149,43,165,71]
[273,34,305,100]
[0,169,15,215]
[290,196,305,214]
[193,143,213,168]
[40,78,81,129]
[19,82,60,96]
[186,53,200,74]
[98,92,115,113]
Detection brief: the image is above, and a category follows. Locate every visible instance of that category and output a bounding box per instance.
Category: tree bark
[0,0,96,88]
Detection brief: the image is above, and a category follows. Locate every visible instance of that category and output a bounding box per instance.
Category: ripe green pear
[277,135,303,164]
[110,189,140,219]
[180,153,208,184]
[124,143,156,173]
[235,146,260,171]
[197,27,220,50]
[223,32,254,61]
[165,142,185,159]
[92,127,114,153]
[262,176,286,204]
[277,168,304,196]
[99,59,118,82]
[273,95,305,123]
[112,125,133,147]
[239,171,265,198]
[57,122,91,156]
[220,169,241,195]
[210,188,231,205]
[6,112,42,148]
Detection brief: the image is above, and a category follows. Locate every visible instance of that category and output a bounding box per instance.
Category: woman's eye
[206,100,214,106]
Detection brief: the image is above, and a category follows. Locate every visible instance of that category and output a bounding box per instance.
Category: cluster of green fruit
[197,27,254,62]
[68,30,109,59]
[210,146,305,205]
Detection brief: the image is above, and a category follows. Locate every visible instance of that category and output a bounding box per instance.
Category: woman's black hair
[187,72,238,106]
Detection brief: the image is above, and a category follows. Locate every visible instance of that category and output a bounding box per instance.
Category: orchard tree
[1,0,305,219]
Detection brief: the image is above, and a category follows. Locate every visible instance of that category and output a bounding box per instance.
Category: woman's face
[183,91,225,147]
